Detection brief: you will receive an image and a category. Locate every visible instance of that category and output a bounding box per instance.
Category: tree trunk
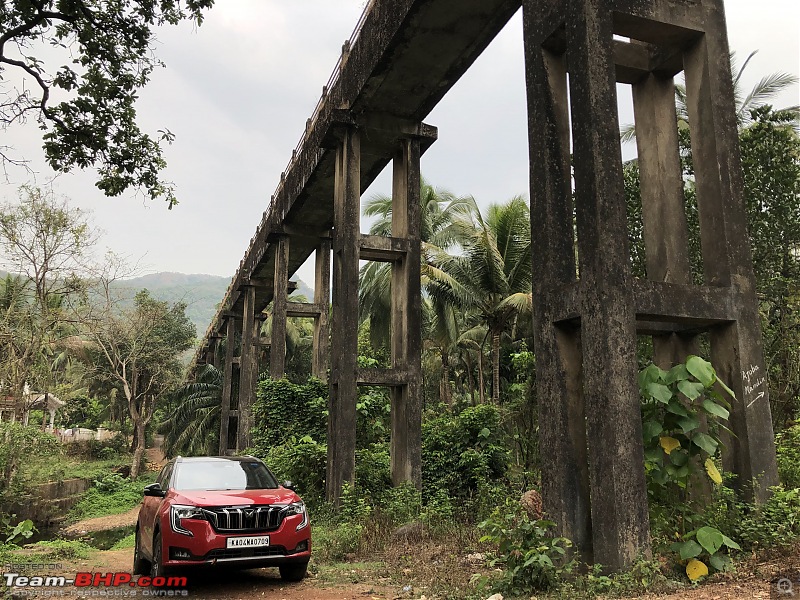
[439,351,451,406]
[492,330,501,404]
[467,355,476,406]
[477,350,486,405]
[130,418,146,479]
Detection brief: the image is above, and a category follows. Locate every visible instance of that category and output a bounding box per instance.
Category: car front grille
[201,506,289,532]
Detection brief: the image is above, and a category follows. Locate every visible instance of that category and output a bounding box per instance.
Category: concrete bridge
[189,0,779,570]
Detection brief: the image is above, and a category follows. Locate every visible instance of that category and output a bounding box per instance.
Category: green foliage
[0,423,61,492]
[478,498,574,594]
[69,473,154,522]
[422,404,509,501]
[735,487,800,549]
[1,514,35,545]
[1,1,215,205]
[110,532,137,550]
[252,377,328,450]
[639,357,740,578]
[23,539,94,560]
[159,363,221,457]
[354,444,391,500]
[263,435,327,502]
[639,357,732,494]
[61,396,106,429]
[311,522,365,562]
[776,423,800,488]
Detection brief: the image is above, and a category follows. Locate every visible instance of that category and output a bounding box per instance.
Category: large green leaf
[675,539,703,560]
[686,356,716,386]
[696,527,724,555]
[721,534,741,550]
[665,363,690,384]
[702,399,730,420]
[677,380,705,400]
[665,402,690,417]
[677,415,701,434]
[647,382,674,404]
[642,420,663,440]
[692,432,719,455]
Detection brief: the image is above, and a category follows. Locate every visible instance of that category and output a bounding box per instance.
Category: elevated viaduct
[189,0,779,570]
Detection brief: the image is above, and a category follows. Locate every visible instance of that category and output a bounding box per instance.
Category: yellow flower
[705,458,723,484]
[660,436,681,454]
[686,558,709,581]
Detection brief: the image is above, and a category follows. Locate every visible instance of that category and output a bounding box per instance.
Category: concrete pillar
[567,0,651,570]
[327,126,360,503]
[523,34,592,559]
[271,236,290,379]
[682,1,778,501]
[237,285,258,451]
[389,138,423,488]
[632,72,699,367]
[524,0,651,570]
[219,316,239,455]
[313,239,332,382]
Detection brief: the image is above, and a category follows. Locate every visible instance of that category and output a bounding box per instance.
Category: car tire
[133,526,150,575]
[150,531,169,578]
[279,562,308,582]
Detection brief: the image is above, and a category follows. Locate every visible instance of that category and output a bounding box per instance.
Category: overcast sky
[2,0,798,288]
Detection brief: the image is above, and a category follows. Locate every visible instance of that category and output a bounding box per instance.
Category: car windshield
[172,460,279,491]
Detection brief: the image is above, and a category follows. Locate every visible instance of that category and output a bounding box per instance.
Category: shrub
[252,378,327,451]
[69,475,152,521]
[776,423,800,489]
[263,436,327,502]
[422,404,509,502]
[0,423,60,492]
[478,498,574,595]
[738,487,800,549]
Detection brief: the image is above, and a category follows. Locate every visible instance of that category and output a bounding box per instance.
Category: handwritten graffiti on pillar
[742,364,766,408]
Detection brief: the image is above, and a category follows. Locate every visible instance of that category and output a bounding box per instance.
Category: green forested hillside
[116,273,313,339]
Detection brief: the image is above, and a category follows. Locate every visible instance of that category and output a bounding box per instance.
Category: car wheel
[150,531,169,578]
[132,526,150,575]
[278,562,308,582]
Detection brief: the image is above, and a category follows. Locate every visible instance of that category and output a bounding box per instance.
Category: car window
[157,463,173,488]
[173,460,278,491]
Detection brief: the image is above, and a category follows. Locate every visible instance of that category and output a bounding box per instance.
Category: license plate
[226,535,270,549]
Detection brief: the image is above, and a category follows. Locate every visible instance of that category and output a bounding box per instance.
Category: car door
[140,462,172,556]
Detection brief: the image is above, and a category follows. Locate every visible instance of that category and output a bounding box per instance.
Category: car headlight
[170,505,205,537]
[286,501,308,531]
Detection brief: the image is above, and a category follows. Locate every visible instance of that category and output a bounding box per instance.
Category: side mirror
[143,483,166,498]
[282,480,296,491]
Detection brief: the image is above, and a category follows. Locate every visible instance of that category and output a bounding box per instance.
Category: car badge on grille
[244,509,255,518]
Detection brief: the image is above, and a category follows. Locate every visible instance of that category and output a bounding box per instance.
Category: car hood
[171,488,299,507]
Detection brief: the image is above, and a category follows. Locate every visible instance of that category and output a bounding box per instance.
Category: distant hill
[117,272,314,338]
[0,269,313,342]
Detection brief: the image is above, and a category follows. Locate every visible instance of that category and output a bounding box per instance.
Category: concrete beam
[359,234,412,262]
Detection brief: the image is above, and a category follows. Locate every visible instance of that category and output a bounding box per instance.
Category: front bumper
[160,512,311,568]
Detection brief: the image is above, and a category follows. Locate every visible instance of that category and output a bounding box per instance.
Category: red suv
[134,456,311,581]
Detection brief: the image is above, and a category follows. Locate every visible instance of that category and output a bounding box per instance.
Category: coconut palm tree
[159,364,222,457]
[359,177,472,366]
[428,196,532,404]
